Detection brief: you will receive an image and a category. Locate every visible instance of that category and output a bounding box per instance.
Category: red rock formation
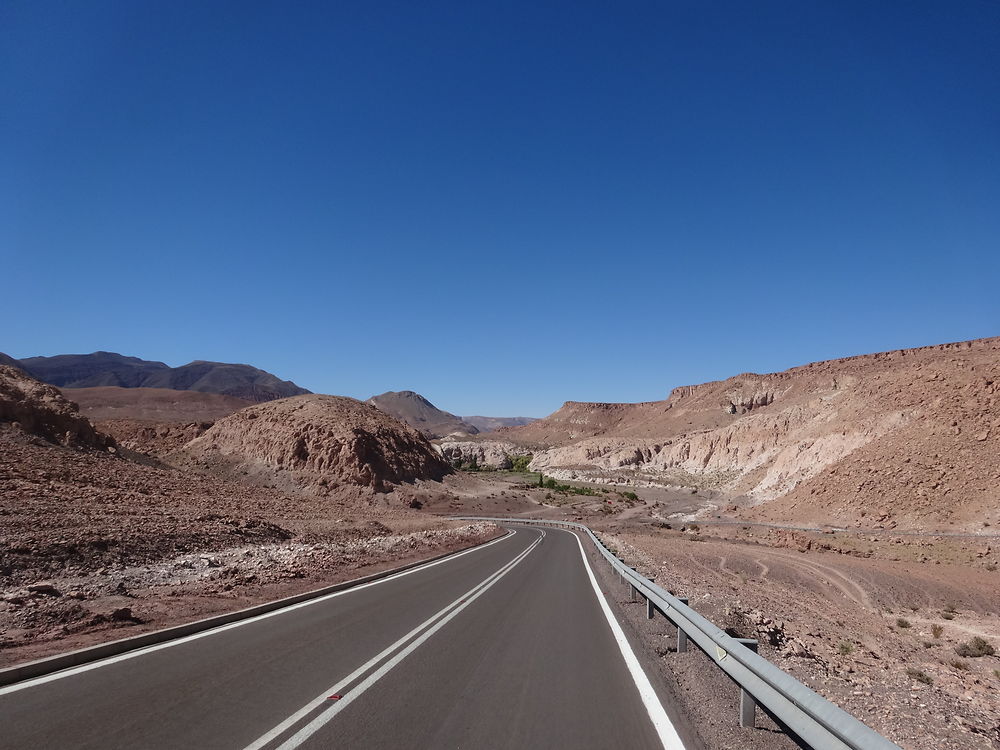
[175,394,451,492]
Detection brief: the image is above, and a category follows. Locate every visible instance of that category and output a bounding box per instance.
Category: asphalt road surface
[0,526,688,749]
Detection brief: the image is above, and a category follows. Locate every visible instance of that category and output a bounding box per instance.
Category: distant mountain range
[1,351,310,403]
[366,391,536,438]
[461,415,537,432]
[366,391,477,438]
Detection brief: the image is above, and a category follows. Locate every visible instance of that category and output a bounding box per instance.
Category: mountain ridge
[4,351,309,403]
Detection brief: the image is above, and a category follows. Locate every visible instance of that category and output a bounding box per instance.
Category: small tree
[510,454,533,473]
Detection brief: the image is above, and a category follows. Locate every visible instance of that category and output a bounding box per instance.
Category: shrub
[931,624,944,639]
[896,618,912,629]
[949,659,970,671]
[954,637,995,658]
[620,490,639,502]
[838,641,854,656]
[906,667,933,685]
[510,454,533,473]
[942,612,955,621]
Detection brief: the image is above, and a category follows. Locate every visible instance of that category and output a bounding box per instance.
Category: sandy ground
[0,519,500,668]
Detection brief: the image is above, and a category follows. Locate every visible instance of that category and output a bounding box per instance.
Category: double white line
[244,529,545,750]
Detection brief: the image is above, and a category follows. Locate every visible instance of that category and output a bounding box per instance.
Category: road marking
[562,528,687,750]
[251,530,545,750]
[0,528,517,697]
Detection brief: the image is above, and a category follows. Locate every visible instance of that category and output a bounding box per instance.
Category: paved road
[0,526,687,749]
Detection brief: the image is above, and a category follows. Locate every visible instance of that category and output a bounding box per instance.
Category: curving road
[0,526,689,749]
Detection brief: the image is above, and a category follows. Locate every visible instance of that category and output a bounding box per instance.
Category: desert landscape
[1,339,998,749]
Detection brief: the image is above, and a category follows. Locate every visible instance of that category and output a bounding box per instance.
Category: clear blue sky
[3,1,998,417]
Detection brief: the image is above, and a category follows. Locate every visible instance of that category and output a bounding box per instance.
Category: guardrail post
[735,639,759,728]
[675,597,689,652]
[646,597,655,619]
[630,584,638,602]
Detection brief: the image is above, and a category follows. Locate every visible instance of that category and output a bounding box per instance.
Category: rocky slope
[367,391,478,438]
[437,439,533,470]
[0,365,116,450]
[480,337,1000,530]
[174,394,451,493]
[0,352,22,369]
[13,352,309,402]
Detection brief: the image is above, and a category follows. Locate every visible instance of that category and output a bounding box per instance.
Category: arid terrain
[0,366,498,666]
[444,337,1000,533]
[2,338,998,750]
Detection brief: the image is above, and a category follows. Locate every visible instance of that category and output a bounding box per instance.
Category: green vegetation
[905,667,933,685]
[541,476,602,496]
[620,490,639,502]
[954,637,995,658]
[509,454,533,472]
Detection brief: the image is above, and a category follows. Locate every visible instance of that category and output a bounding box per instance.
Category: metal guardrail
[455,517,902,750]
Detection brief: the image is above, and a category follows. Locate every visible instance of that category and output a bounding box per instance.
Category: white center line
[243,529,544,750]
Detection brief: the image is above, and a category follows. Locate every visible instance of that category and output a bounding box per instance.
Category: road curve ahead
[0,526,687,749]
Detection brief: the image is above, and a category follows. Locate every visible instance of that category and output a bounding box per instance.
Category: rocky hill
[0,365,115,450]
[461,337,1000,530]
[0,352,22,369]
[174,394,451,493]
[12,352,309,402]
[366,391,479,438]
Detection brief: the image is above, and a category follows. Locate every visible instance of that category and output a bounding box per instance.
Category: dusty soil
[0,519,500,668]
[599,525,1000,750]
[0,420,494,666]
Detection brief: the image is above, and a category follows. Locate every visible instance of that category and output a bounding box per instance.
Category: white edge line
[242,529,543,750]
[563,527,687,750]
[0,528,517,697]
[274,531,545,750]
